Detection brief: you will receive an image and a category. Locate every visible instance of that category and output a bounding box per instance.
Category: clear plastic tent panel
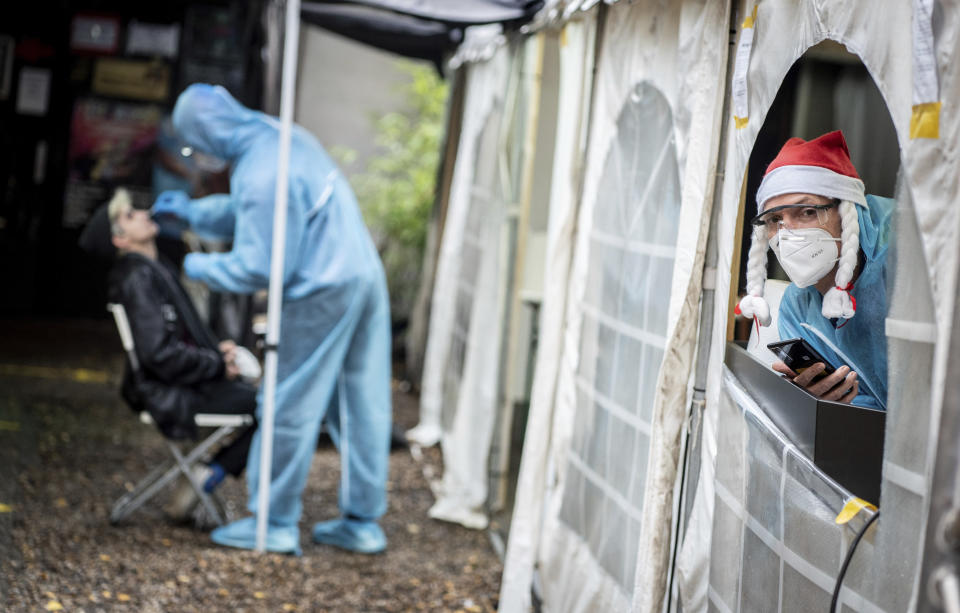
[558,81,681,595]
[440,109,503,432]
[708,372,874,613]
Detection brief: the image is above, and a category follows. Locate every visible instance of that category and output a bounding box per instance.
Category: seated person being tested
[737,130,892,410]
[105,188,259,518]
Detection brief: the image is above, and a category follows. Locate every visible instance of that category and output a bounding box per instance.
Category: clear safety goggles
[750,201,838,235]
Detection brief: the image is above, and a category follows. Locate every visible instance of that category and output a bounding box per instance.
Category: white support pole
[256,0,301,553]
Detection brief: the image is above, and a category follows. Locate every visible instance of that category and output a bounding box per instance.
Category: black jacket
[108,253,225,439]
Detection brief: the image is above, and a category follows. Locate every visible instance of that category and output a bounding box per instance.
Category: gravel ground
[0,319,502,612]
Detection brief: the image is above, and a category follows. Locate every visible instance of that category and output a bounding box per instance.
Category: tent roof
[305,0,542,25]
[300,0,542,67]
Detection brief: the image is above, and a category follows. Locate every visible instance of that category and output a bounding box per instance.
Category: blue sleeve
[186,193,237,241]
[776,288,805,343]
[776,286,884,409]
[182,179,305,295]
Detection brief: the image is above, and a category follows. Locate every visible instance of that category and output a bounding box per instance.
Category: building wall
[295,26,413,180]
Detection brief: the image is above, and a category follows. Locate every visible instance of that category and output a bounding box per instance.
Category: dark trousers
[195,379,258,477]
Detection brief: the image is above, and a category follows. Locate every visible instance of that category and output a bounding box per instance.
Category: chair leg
[110,460,183,524]
[167,442,226,526]
[110,425,239,526]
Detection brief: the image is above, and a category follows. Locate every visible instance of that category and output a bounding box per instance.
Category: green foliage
[352,62,449,323]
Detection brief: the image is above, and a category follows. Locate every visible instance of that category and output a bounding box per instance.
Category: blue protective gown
[171,84,392,535]
[777,194,894,410]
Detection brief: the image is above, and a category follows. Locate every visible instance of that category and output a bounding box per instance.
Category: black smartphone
[766,337,837,380]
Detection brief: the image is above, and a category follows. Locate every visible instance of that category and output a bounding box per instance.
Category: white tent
[407,41,514,528]
[408,0,960,610]
[408,19,597,530]
[498,0,730,609]
[677,1,956,612]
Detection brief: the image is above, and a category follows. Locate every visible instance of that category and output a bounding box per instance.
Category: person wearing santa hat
[737,130,893,410]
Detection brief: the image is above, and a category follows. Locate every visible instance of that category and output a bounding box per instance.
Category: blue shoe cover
[210,516,301,555]
[311,517,386,554]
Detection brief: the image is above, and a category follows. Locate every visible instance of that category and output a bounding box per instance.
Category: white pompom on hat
[737,130,867,326]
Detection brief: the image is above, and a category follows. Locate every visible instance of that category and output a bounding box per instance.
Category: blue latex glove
[152,190,191,220]
[151,190,190,238]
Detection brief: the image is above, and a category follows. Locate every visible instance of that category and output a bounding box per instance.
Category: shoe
[164,464,213,522]
[311,517,386,554]
[210,516,301,555]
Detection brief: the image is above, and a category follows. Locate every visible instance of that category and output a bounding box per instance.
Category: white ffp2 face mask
[768,227,840,288]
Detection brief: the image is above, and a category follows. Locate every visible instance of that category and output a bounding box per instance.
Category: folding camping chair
[106,302,254,526]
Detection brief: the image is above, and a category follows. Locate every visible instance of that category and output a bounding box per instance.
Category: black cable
[830,510,880,612]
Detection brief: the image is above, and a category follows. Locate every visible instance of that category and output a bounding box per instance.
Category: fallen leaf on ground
[282,604,296,611]
[0,504,12,513]
[54,498,67,508]
[44,602,63,611]
[117,593,131,602]
[99,554,111,562]
[254,591,266,599]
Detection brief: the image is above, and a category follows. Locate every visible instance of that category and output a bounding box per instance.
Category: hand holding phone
[766,337,837,381]
[767,338,859,403]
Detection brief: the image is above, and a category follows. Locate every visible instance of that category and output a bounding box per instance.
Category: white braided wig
[737,163,866,326]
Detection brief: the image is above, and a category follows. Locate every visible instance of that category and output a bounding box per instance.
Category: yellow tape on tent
[911,101,941,139]
[732,5,758,129]
[911,0,940,139]
[835,496,878,525]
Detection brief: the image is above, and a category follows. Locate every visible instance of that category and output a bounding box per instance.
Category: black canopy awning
[300,0,542,69]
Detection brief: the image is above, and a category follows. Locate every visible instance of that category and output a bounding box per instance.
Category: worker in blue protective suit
[737,131,891,410]
[152,83,392,554]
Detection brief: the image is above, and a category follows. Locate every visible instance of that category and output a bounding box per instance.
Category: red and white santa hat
[737,130,867,326]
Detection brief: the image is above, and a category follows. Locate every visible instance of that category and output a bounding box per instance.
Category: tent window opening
[558,82,680,594]
[729,41,934,501]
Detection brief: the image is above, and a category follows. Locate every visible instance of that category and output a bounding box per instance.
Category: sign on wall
[62,98,162,228]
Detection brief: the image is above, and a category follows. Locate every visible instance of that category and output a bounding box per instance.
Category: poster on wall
[126,21,180,58]
[92,57,170,101]
[70,15,120,54]
[62,97,162,228]
[15,67,51,116]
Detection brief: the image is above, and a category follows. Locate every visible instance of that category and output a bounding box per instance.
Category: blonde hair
[107,188,133,236]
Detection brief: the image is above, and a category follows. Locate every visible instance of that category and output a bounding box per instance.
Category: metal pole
[256,0,301,553]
